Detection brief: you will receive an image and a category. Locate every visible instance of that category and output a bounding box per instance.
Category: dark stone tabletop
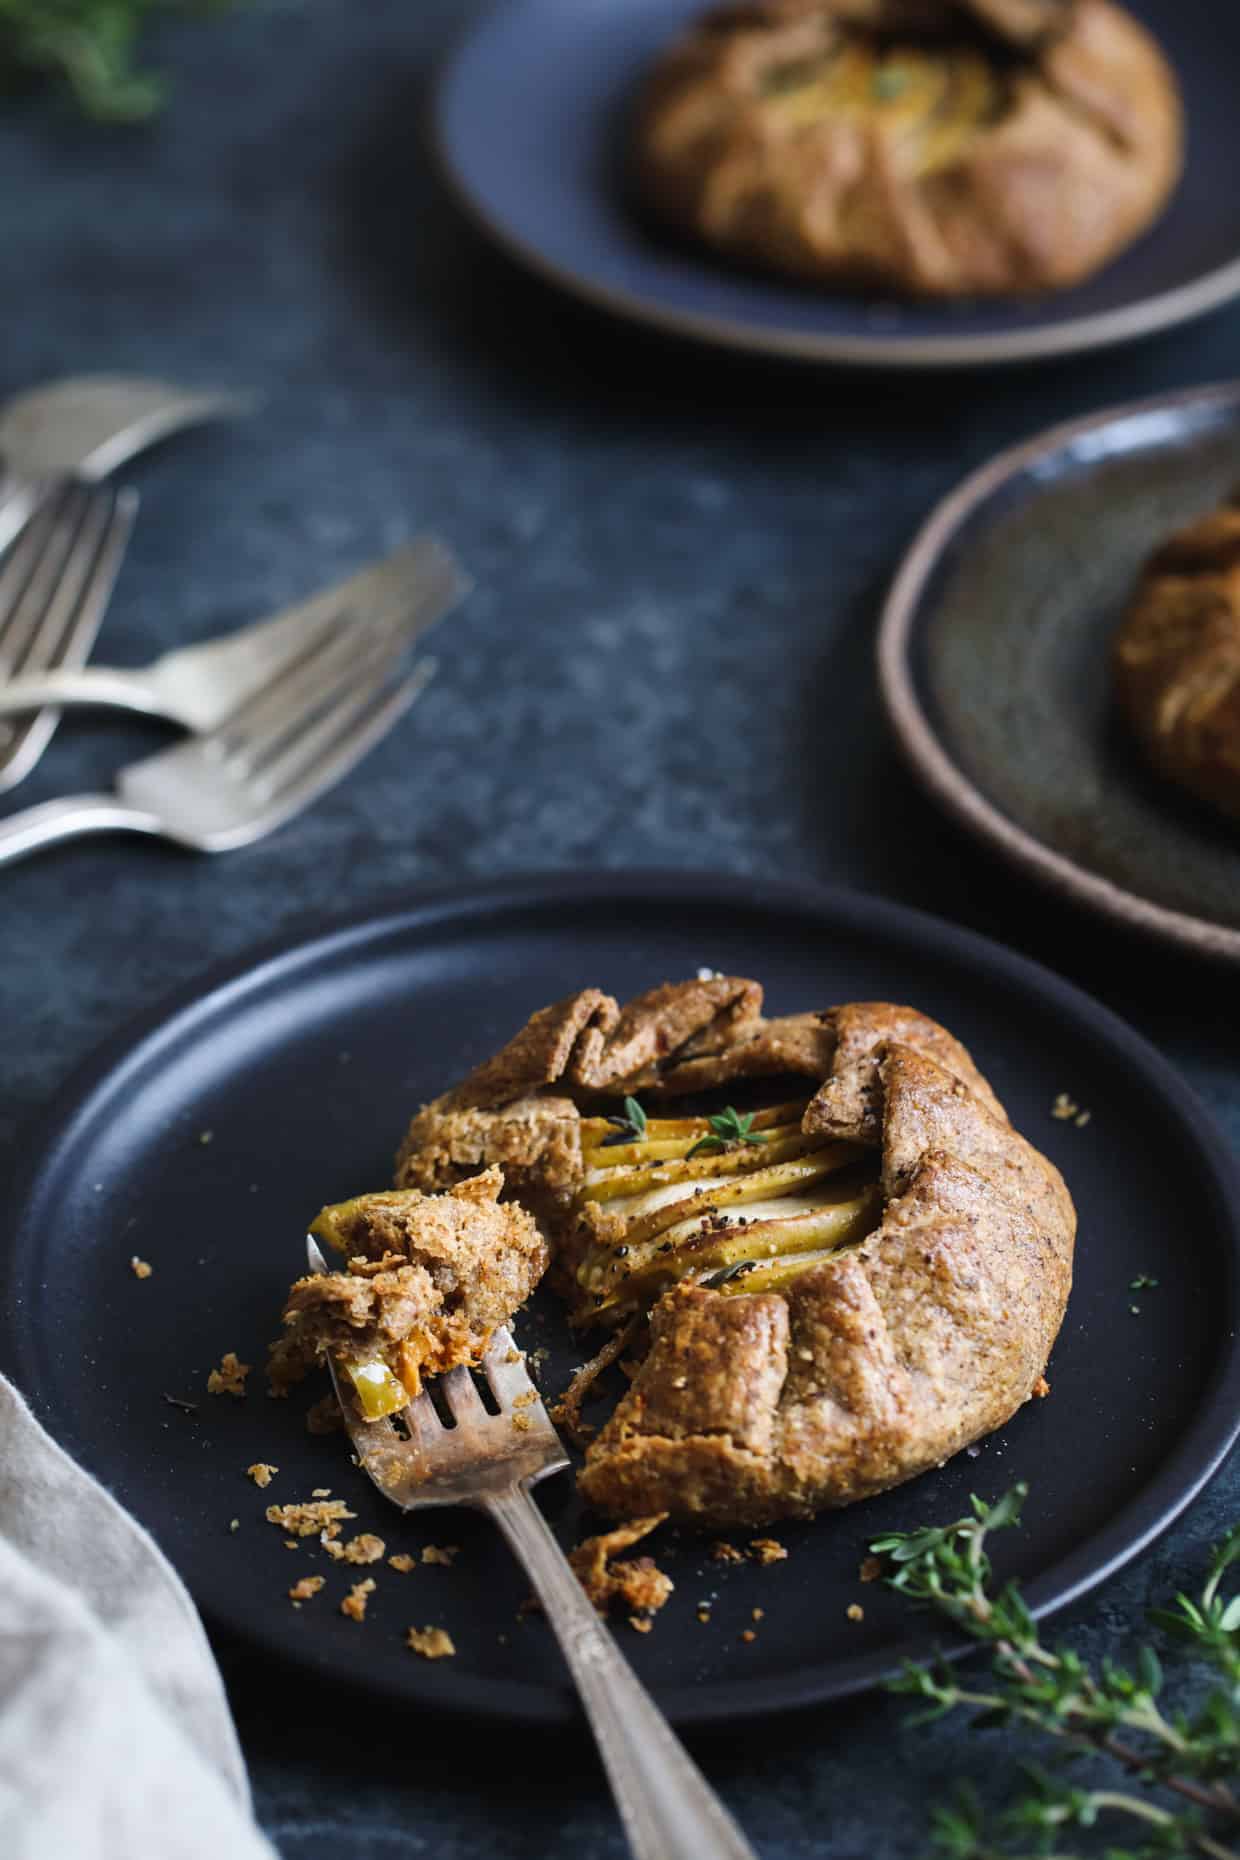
[0,4,1236,1856]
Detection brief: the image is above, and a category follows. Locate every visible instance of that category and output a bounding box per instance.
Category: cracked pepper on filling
[631,0,1182,298]
[271,976,1075,1527]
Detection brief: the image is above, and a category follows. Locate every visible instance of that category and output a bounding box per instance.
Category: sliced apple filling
[570,1099,881,1324]
[761,41,1006,177]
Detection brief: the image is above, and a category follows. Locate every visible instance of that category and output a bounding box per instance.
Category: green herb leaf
[600,1096,648,1147]
[685,1106,769,1159]
[872,66,911,102]
[0,2,257,123]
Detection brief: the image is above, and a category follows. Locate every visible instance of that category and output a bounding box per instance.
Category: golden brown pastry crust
[1113,490,1240,825]
[396,979,1075,1525]
[269,1168,548,1396]
[632,0,1182,298]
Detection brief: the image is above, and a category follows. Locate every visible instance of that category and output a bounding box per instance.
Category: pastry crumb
[388,1554,416,1573]
[311,1487,332,1498]
[741,1629,756,1644]
[1051,1092,1078,1120]
[421,1544,459,1567]
[265,1498,355,1537]
[846,1603,864,1622]
[229,1519,239,1533]
[207,1352,250,1398]
[859,1556,883,1584]
[246,1463,278,1488]
[510,1412,532,1432]
[570,1516,672,1619]
[340,1579,375,1622]
[696,1605,712,1624]
[1032,1375,1050,1399]
[130,1256,152,1279]
[748,1537,787,1565]
[630,1616,653,1634]
[289,1576,325,1603]
[406,1625,455,1660]
[752,1607,765,1622]
[325,1533,386,1566]
[1074,1110,1091,1128]
[710,1541,744,1565]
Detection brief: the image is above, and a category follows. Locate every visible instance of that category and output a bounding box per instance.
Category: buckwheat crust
[395,978,1075,1525]
[633,0,1181,298]
[1113,489,1240,825]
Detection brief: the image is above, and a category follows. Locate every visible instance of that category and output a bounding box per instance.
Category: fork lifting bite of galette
[271,976,1075,1527]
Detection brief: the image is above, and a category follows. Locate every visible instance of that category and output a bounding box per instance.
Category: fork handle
[486,1485,758,1860]
[0,667,170,721]
[0,794,162,866]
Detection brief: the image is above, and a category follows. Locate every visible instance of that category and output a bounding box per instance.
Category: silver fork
[0,536,467,735]
[0,609,435,866]
[306,1238,757,1860]
[0,479,137,793]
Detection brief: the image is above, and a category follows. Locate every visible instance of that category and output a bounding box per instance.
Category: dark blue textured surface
[437,0,1240,362]
[0,2,1237,1855]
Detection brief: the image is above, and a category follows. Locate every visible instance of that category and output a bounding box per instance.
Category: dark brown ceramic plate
[878,380,1240,963]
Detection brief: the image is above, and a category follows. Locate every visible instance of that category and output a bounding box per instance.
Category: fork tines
[0,479,136,791]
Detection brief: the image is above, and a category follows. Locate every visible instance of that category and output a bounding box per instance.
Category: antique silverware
[0,481,136,792]
[0,538,467,732]
[0,598,437,866]
[305,1235,758,1860]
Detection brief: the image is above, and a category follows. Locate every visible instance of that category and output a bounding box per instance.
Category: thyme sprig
[686,1106,769,1159]
[872,1488,1240,1859]
[600,1096,648,1147]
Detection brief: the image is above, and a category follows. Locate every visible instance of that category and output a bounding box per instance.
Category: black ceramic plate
[434,0,1240,369]
[878,380,1240,965]
[3,874,1239,1727]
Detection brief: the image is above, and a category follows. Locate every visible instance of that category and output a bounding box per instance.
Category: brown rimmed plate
[879,380,1240,964]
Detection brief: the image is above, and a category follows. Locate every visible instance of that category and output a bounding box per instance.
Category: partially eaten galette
[272,976,1075,1526]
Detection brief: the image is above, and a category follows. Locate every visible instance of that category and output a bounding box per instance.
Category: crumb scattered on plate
[265,1498,355,1538]
[630,1617,653,1634]
[710,1541,744,1565]
[859,1556,882,1584]
[289,1576,324,1603]
[421,1545,459,1568]
[207,1352,250,1398]
[569,1516,672,1619]
[324,1533,386,1566]
[741,1629,756,1643]
[229,1519,239,1533]
[748,1537,787,1566]
[1032,1375,1050,1399]
[847,1603,864,1622]
[1051,1092,1091,1128]
[130,1256,152,1280]
[247,1463,278,1488]
[406,1625,455,1660]
[311,1487,332,1498]
[388,1554,416,1573]
[341,1579,375,1622]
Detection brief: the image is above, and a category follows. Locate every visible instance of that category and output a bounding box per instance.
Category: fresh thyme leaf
[685,1106,769,1159]
[0,2,258,122]
[1130,1274,1160,1291]
[600,1096,648,1147]
[872,66,911,101]
[876,1485,1240,1860]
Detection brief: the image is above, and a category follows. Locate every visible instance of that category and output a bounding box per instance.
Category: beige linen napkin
[0,1374,277,1860]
